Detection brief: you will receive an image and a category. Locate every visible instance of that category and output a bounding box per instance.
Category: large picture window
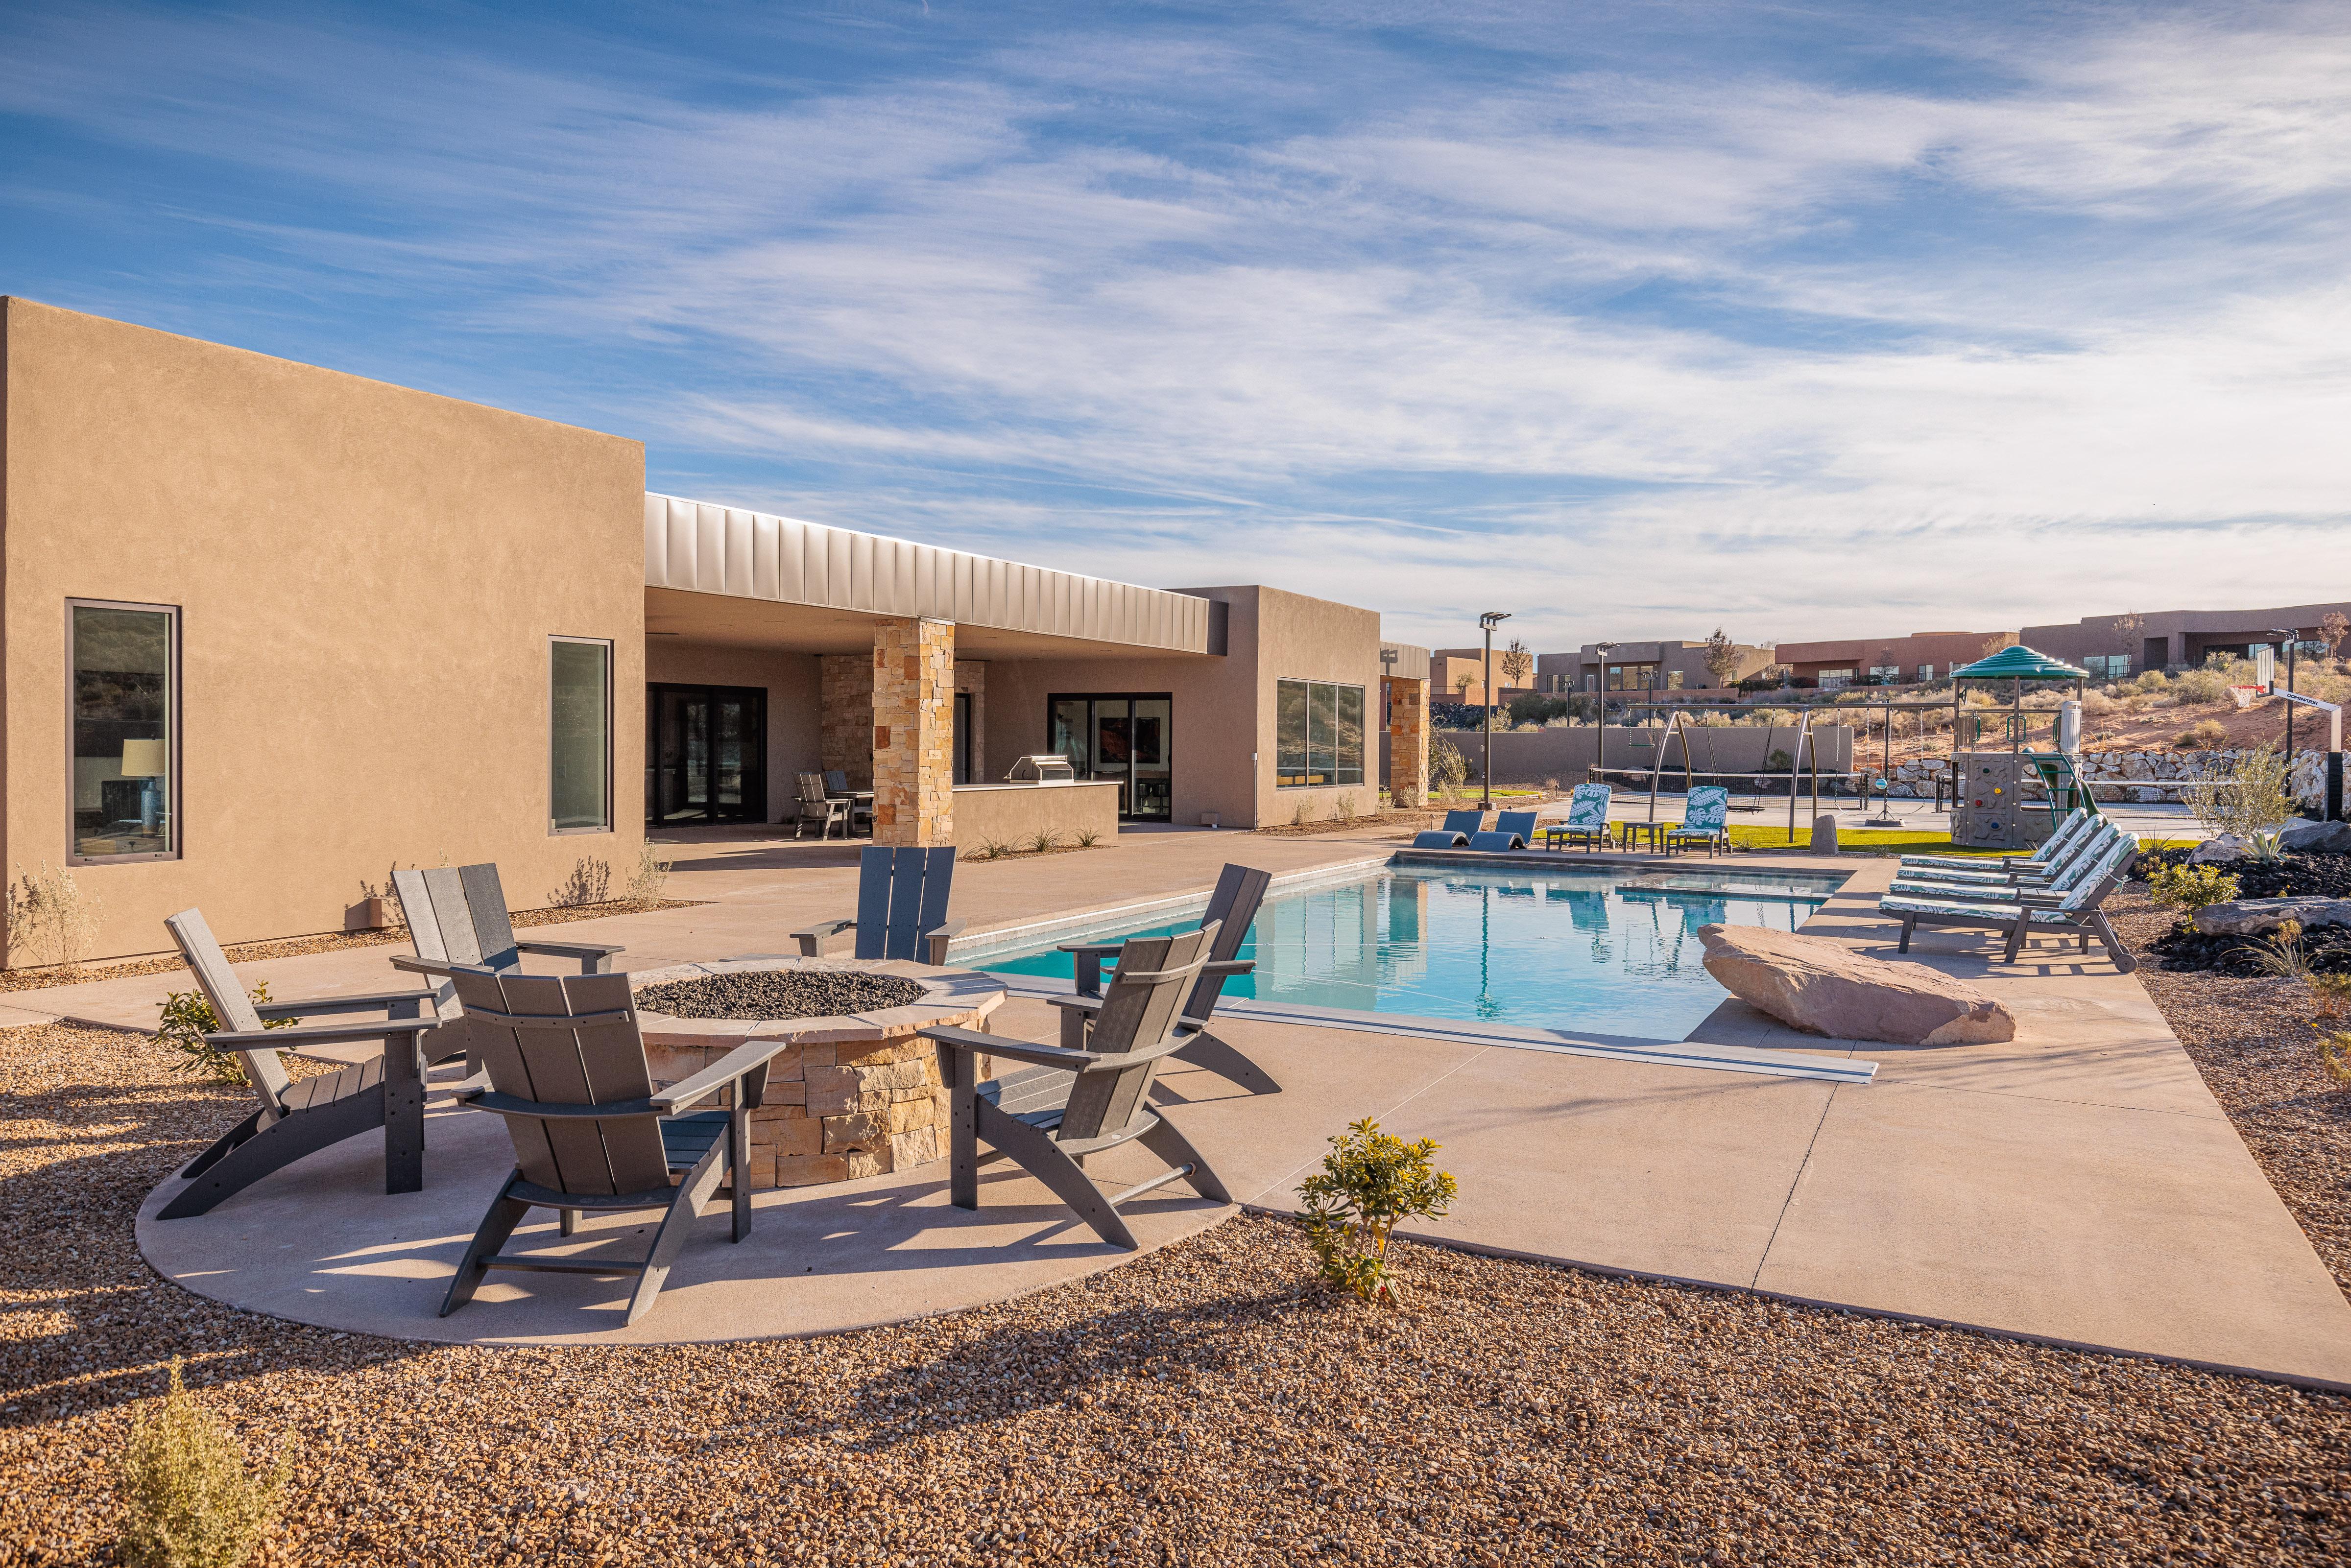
[551,637,613,833]
[70,600,179,862]
[1275,679,1363,788]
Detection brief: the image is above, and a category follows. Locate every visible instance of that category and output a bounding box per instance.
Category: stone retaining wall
[1881,748,2331,807]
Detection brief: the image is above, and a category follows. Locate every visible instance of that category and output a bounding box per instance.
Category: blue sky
[4,1,2347,652]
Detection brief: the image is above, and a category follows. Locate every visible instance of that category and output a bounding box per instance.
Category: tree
[2111,610,2146,658]
[1452,669,1476,702]
[1497,638,1533,691]
[1701,628,1743,689]
[1980,632,2015,658]
[2320,611,2349,659]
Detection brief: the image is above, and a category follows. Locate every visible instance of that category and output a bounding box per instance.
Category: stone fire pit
[629,957,1006,1190]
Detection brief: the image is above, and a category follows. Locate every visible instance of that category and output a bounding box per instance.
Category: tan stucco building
[0,299,1422,963]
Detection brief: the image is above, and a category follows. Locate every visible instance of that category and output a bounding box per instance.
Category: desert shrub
[1026,829,1061,853]
[1429,738,1470,790]
[2175,719,2229,749]
[1295,1118,1458,1306]
[965,838,1011,861]
[1331,792,1360,823]
[2186,744,2296,838]
[1074,828,1103,848]
[622,842,672,906]
[1764,749,1793,772]
[115,1357,285,1568]
[2079,689,2117,715]
[2169,668,2231,705]
[156,986,296,1086]
[7,861,100,971]
[1506,693,1573,726]
[551,856,611,907]
[2133,669,2169,694]
[1289,798,1319,827]
[2145,863,2239,924]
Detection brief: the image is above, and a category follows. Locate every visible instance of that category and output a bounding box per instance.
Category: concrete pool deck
[13,824,2349,1384]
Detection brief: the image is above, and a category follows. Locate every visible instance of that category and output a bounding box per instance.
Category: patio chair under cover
[791,771,852,839]
[1663,786,1733,856]
[156,908,448,1219]
[793,844,964,965]
[1879,835,2140,971]
[1468,809,1539,851]
[917,925,1232,1249]
[1412,808,1487,848]
[1057,862,1275,1094]
[824,769,875,834]
[438,968,793,1327]
[1543,784,1613,852]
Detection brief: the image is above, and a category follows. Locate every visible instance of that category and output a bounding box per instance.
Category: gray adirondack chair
[918,925,1231,1249]
[824,769,874,834]
[438,968,792,1327]
[1057,862,1276,1094]
[792,845,963,965]
[157,908,447,1219]
[791,772,851,839]
[389,864,625,1006]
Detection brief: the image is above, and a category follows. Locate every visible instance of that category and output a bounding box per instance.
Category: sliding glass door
[1045,692,1172,821]
[646,684,767,825]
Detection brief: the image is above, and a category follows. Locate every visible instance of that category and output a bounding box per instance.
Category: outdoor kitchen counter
[952,779,1122,845]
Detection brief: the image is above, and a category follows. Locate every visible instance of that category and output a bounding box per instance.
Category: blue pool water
[973,863,1845,1038]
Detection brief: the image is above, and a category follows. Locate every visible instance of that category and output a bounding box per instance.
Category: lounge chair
[793,845,964,965]
[1411,809,1487,849]
[1057,862,1275,1094]
[1662,786,1733,857]
[917,925,1232,1248]
[156,908,448,1219]
[1889,821,2119,898]
[1880,836,2139,971]
[790,771,851,840]
[437,969,792,1327]
[1901,808,2092,874]
[1468,809,1539,851]
[389,865,625,1043]
[1539,784,1612,852]
[825,769,875,835]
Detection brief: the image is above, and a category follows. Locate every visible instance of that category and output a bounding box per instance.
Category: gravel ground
[632,971,925,1022]
[6,1023,2350,1565]
[0,902,704,998]
[2110,888,2351,1299]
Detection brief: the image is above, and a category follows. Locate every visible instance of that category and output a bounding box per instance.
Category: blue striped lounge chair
[1900,808,2092,876]
[1879,836,2140,971]
[1413,809,1488,849]
[1662,786,1733,857]
[1889,820,2120,899]
[1541,784,1613,852]
[1468,810,1540,851]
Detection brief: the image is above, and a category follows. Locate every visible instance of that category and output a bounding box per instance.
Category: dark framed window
[1275,679,1363,788]
[551,637,613,833]
[646,683,766,826]
[69,599,180,864]
[1045,692,1173,821]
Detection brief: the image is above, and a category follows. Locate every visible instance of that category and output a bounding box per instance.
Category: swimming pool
[970,862,1847,1039]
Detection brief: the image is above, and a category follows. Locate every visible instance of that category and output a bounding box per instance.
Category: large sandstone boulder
[2193,897,2351,936]
[1697,925,2016,1046]
[2279,819,2351,855]
[2189,833,2253,865]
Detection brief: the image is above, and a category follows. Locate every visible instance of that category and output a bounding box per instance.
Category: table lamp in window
[120,739,168,833]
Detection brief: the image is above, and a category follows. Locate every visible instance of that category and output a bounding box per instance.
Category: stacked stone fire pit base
[628,957,1006,1189]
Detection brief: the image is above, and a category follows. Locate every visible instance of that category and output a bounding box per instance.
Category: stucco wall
[952,782,1120,846]
[0,298,647,961]
[1444,724,1857,786]
[643,639,821,825]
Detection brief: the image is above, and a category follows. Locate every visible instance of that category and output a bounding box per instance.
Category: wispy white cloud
[3,0,2348,651]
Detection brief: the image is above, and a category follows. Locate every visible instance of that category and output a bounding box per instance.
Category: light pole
[2273,628,2300,761]
[1479,611,1511,808]
[1591,641,1617,783]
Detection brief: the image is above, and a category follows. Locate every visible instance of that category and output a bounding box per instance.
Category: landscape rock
[2189,833,2253,864]
[2278,819,2351,855]
[2192,897,2351,936]
[1697,924,2016,1045]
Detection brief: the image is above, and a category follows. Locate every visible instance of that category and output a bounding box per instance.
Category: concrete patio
[12,822,2348,1386]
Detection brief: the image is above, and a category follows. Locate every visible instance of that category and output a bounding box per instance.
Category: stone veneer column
[872,617,956,846]
[1387,675,1429,807]
[818,654,875,788]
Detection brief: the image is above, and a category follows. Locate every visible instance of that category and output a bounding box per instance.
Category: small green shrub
[622,842,672,906]
[2144,862,2239,921]
[1764,748,1793,772]
[1331,792,1360,824]
[1026,829,1061,854]
[115,1356,286,1568]
[1429,738,1470,790]
[156,986,295,1086]
[2133,669,2169,694]
[2169,668,2231,705]
[1074,828,1103,848]
[1295,1118,1458,1306]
